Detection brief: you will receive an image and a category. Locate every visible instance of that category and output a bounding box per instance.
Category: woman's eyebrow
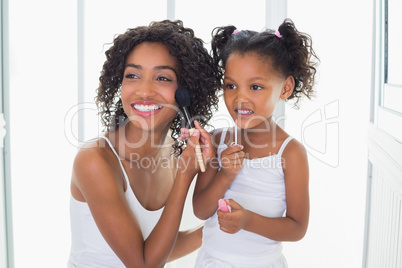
[155,65,178,76]
[125,64,177,76]
[125,63,141,69]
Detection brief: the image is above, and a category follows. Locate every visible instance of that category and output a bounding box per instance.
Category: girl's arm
[192,130,245,220]
[72,129,212,268]
[217,140,309,241]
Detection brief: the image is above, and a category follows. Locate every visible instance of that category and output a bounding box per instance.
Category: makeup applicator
[175,87,206,172]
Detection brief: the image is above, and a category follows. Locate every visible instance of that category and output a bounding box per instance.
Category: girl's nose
[234,88,249,103]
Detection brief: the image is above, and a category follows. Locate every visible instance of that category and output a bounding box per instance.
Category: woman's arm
[167,225,203,262]
[72,129,210,268]
[217,140,310,241]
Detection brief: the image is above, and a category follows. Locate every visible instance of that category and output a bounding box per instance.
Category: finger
[194,121,211,140]
[238,151,246,158]
[225,199,242,210]
[233,157,244,167]
[217,209,225,218]
[178,134,189,141]
[186,129,200,149]
[198,131,212,148]
[217,209,230,219]
[223,144,244,155]
[219,226,229,233]
[194,120,201,128]
[178,128,191,141]
[194,120,203,129]
[221,152,244,161]
[180,128,190,134]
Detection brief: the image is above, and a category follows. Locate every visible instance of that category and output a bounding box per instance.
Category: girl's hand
[217,199,250,234]
[219,144,245,180]
[178,120,216,175]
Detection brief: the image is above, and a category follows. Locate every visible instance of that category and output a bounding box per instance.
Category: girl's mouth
[235,108,254,115]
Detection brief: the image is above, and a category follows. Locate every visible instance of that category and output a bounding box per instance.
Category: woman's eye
[251,85,262,90]
[157,76,172,82]
[124,73,139,79]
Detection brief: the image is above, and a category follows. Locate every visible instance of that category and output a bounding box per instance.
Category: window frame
[374,0,402,142]
[1,0,14,267]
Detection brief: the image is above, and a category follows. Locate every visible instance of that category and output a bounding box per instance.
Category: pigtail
[277,19,320,107]
[211,25,237,71]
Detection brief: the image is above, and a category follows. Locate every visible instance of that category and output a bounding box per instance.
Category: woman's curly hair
[96,20,220,154]
[211,18,320,108]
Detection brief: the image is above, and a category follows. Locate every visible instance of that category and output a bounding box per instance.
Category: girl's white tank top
[201,128,293,267]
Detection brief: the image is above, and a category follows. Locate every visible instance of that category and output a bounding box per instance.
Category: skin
[192,52,310,242]
[70,43,215,267]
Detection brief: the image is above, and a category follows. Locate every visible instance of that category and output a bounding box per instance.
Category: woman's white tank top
[68,136,164,267]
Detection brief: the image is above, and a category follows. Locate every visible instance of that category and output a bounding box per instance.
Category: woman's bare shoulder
[72,138,119,184]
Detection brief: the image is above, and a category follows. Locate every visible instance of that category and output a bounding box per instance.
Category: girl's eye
[224,83,236,90]
[251,85,262,90]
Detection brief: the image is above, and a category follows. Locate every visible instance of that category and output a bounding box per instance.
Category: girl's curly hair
[96,20,220,154]
[211,18,320,108]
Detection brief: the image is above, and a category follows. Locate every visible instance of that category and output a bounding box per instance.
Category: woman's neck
[110,122,173,160]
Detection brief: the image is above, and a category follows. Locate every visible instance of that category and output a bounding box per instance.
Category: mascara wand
[175,87,206,172]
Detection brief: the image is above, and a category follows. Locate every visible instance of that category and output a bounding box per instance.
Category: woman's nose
[135,81,156,98]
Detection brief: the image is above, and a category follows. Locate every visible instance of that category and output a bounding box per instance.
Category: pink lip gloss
[218,199,230,213]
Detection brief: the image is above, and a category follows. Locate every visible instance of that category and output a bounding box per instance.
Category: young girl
[191,19,319,267]
[68,20,220,267]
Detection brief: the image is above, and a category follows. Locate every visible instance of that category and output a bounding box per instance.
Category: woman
[68,20,220,267]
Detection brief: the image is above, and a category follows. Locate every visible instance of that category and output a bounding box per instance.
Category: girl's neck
[238,118,287,158]
[240,116,278,140]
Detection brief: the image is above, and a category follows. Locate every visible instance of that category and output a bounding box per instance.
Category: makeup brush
[175,87,206,172]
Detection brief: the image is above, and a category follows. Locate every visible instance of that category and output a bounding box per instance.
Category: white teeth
[237,109,253,114]
[134,104,163,112]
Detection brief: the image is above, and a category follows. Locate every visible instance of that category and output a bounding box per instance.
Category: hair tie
[232,29,239,35]
[275,30,282,38]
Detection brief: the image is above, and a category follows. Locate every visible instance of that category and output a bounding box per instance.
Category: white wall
[283,1,372,267]
[5,0,372,267]
[8,1,77,267]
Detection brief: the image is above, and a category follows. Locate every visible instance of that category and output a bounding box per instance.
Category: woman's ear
[280,76,295,100]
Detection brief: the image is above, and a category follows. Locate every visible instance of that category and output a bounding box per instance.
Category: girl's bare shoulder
[283,138,306,156]
[209,127,232,147]
[281,137,308,172]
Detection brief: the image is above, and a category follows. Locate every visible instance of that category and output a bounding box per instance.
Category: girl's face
[121,42,179,132]
[223,52,294,130]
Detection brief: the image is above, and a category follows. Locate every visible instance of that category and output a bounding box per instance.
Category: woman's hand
[177,120,216,176]
[180,125,244,180]
[217,199,250,234]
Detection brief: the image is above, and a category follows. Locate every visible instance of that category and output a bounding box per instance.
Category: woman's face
[121,42,179,133]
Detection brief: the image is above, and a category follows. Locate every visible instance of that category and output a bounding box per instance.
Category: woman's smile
[131,100,164,117]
